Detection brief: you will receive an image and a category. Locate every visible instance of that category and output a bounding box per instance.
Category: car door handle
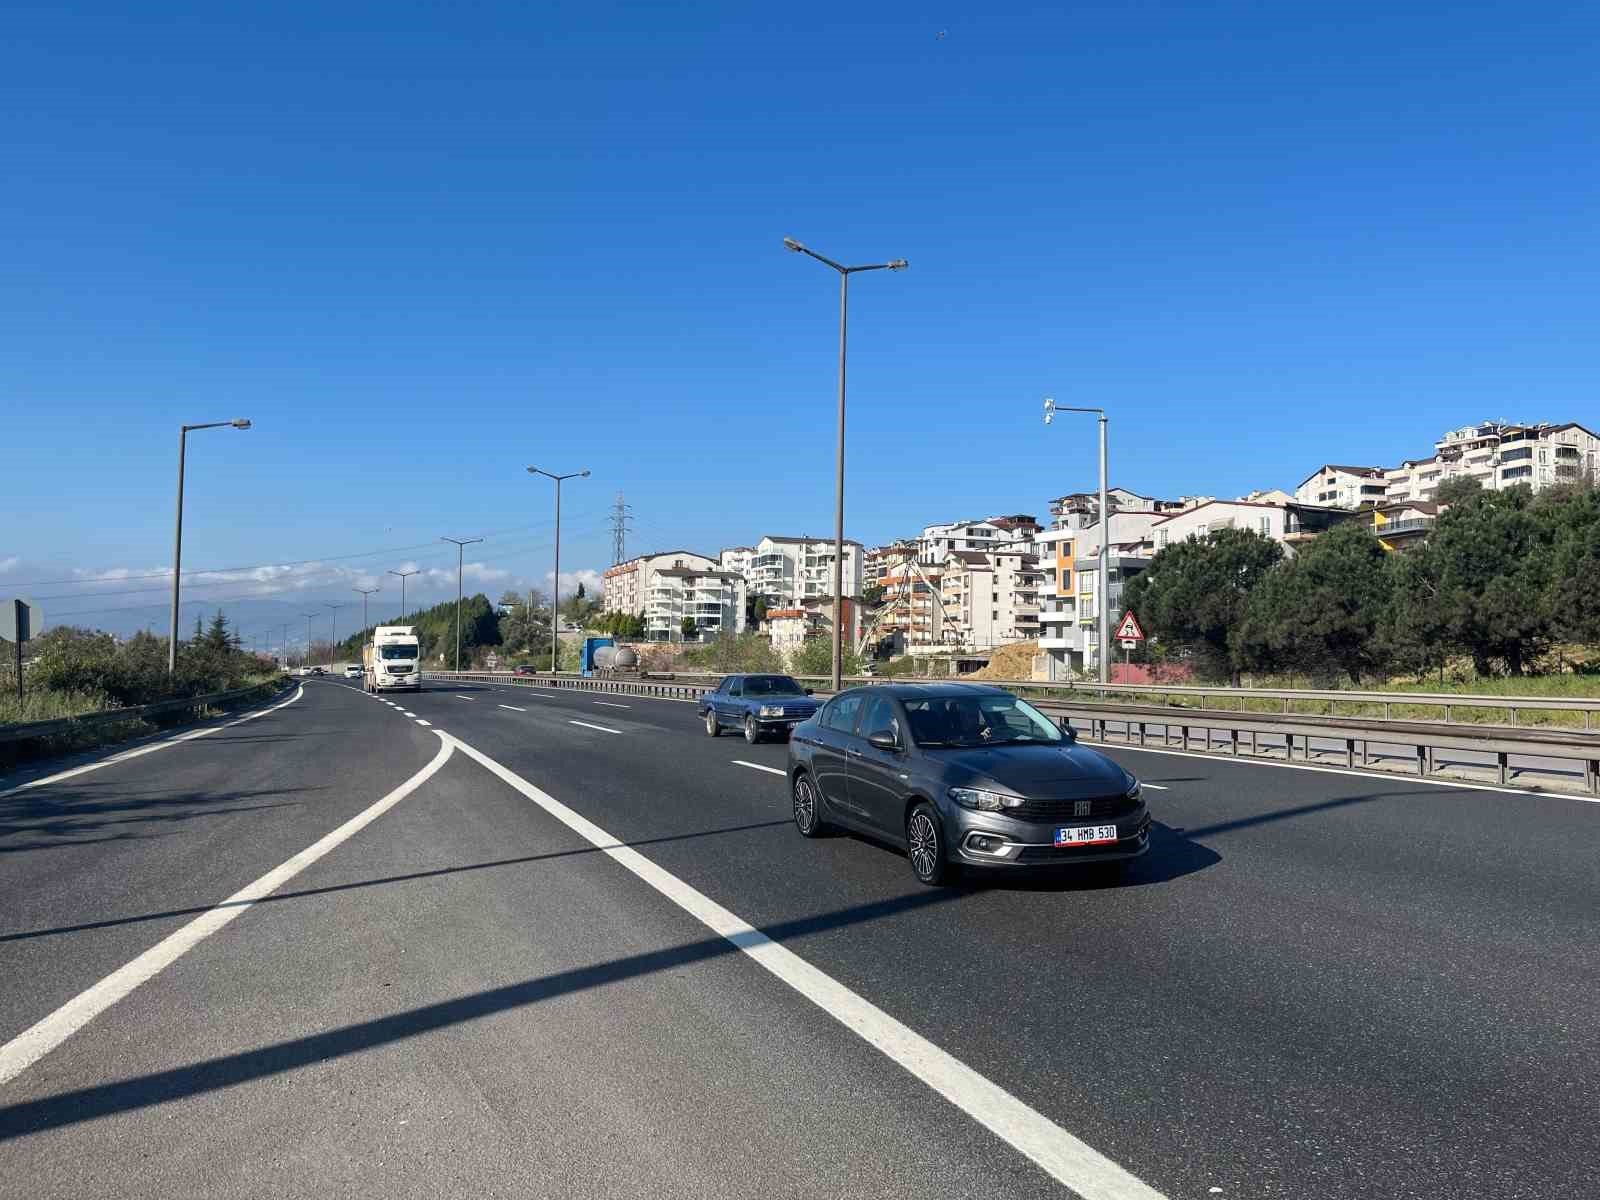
[847,748,864,758]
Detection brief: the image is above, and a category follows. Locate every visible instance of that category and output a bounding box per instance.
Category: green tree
[1430,485,1555,675]
[861,584,885,608]
[1232,524,1392,684]
[1379,549,1451,679]
[1121,528,1283,683]
[204,610,232,653]
[680,616,699,641]
[788,635,863,678]
[1540,484,1600,649]
[1433,476,1485,507]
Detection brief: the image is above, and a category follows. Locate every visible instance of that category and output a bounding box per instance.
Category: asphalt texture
[1,677,1597,1199]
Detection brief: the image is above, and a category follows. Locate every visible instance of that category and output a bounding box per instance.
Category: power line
[610,492,633,565]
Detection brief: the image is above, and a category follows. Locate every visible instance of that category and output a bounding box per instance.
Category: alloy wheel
[907,809,941,882]
[793,775,818,835]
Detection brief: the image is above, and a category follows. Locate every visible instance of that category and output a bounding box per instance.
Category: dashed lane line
[0,736,456,1086]
[568,720,623,735]
[594,701,631,709]
[733,760,787,777]
[499,705,526,712]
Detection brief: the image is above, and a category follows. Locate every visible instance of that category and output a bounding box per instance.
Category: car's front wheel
[906,802,949,886]
[793,772,828,837]
[744,715,760,744]
[704,709,720,737]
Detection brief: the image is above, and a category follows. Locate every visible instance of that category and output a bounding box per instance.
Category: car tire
[744,715,760,744]
[704,709,720,737]
[792,771,829,838]
[906,801,949,887]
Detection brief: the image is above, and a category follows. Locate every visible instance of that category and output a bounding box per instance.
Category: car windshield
[380,645,417,660]
[903,694,1063,748]
[741,675,805,697]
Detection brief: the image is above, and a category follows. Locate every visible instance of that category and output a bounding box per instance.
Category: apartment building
[914,516,1038,566]
[644,567,746,642]
[718,546,754,579]
[602,550,719,620]
[1150,499,1355,552]
[1433,420,1600,495]
[764,608,811,660]
[1367,501,1439,553]
[1294,465,1389,509]
[939,548,1043,651]
[744,535,864,608]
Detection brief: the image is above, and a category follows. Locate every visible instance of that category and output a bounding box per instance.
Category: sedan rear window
[904,694,1062,748]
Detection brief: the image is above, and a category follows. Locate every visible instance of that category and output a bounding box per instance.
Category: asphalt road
[1,677,1596,1198]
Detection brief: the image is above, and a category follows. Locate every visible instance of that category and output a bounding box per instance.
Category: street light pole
[388,569,418,619]
[784,237,907,693]
[1043,399,1111,684]
[301,613,319,668]
[354,587,379,646]
[324,603,347,668]
[168,418,251,672]
[527,467,590,673]
[441,537,483,672]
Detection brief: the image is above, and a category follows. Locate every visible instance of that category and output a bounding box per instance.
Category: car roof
[832,682,1012,701]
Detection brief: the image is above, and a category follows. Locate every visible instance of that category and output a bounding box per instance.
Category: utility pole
[1043,399,1111,684]
[527,468,590,673]
[388,569,418,619]
[609,492,632,565]
[301,613,319,668]
[354,587,379,651]
[168,417,251,672]
[441,537,483,671]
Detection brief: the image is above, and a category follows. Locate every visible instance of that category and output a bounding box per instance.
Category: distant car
[514,665,536,677]
[700,674,820,743]
[344,665,361,679]
[787,683,1149,886]
[310,666,327,676]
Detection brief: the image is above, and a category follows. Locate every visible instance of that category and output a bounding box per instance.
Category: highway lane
[5,676,1597,1197]
[389,674,1600,1199]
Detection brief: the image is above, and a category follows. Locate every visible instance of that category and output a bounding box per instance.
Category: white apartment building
[1293,465,1389,509]
[718,546,754,579]
[939,548,1043,651]
[602,550,719,620]
[1150,499,1356,553]
[644,566,746,642]
[1431,420,1599,496]
[744,535,864,608]
[914,515,1038,567]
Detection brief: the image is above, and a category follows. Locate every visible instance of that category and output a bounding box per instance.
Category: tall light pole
[441,537,483,671]
[301,612,319,669]
[388,569,418,619]
[1043,399,1110,684]
[526,467,590,673]
[783,236,907,693]
[324,603,347,668]
[168,418,251,671]
[354,586,379,648]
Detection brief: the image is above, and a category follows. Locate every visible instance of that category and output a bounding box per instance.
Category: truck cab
[365,625,422,693]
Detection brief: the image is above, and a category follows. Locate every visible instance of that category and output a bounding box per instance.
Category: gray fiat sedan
[787,683,1149,885]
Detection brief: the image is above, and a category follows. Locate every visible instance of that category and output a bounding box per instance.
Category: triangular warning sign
[1114,610,1144,641]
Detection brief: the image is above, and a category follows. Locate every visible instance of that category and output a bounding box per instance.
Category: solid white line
[733,760,786,777]
[0,735,455,1086]
[0,685,306,798]
[568,720,622,735]
[499,704,526,712]
[594,701,631,709]
[1079,738,1598,804]
[1140,783,1170,791]
[444,734,1163,1200]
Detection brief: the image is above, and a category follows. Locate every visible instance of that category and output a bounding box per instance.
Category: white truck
[363,625,422,693]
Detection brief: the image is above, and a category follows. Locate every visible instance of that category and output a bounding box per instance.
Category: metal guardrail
[0,679,288,745]
[427,671,1600,794]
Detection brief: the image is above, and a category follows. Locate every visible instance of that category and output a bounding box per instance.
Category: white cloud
[0,556,18,574]
[545,568,604,596]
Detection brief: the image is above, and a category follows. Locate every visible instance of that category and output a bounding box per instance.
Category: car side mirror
[867,730,900,752]
[1058,718,1078,743]
[804,688,814,695]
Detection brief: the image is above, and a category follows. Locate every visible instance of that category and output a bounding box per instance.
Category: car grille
[388,665,413,674]
[1003,793,1138,822]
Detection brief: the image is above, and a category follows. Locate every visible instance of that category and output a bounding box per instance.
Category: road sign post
[2,597,41,704]
[1113,610,1144,684]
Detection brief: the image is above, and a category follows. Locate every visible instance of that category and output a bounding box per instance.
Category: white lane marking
[733,760,786,777]
[499,704,526,712]
[1140,783,1170,791]
[0,685,306,798]
[415,720,432,727]
[1078,739,1597,804]
[444,733,1163,1200]
[402,711,417,718]
[0,736,455,1085]
[594,701,631,709]
[456,695,475,702]
[568,720,622,735]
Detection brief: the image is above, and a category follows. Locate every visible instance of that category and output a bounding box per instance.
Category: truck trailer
[363,625,422,693]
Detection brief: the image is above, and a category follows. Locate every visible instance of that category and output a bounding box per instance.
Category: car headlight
[948,787,1025,812]
[759,705,785,717]
[1125,779,1143,803]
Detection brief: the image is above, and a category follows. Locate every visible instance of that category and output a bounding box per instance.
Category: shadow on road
[0,885,967,1140]
[0,816,795,943]
[0,782,320,854]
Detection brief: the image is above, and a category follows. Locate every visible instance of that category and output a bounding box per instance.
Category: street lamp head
[887,259,909,271]
[783,237,804,253]
[579,469,591,478]
[231,418,251,429]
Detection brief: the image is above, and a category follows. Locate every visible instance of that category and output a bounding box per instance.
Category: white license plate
[1055,824,1119,847]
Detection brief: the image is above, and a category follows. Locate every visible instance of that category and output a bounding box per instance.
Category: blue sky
[5,2,1599,643]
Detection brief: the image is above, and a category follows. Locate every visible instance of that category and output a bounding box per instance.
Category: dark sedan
[787,683,1149,885]
[700,674,820,743]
